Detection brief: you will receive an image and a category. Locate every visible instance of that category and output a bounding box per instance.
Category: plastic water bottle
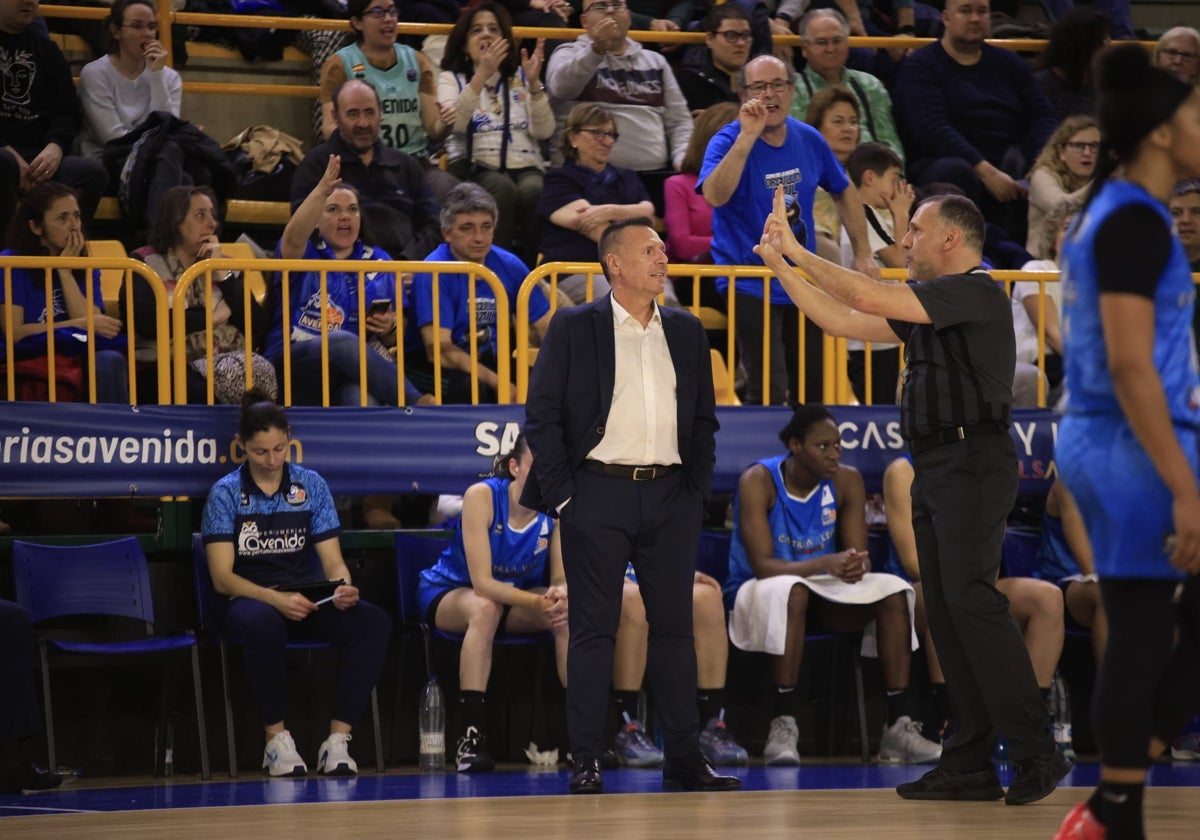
[1050,672,1076,762]
[419,676,446,771]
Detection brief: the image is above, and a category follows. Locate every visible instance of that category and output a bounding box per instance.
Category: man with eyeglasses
[677,4,755,114]
[546,0,692,174]
[893,0,1056,242]
[1154,26,1200,87]
[787,10,905,167]
[0,0,107,234]
[699,54,876,406]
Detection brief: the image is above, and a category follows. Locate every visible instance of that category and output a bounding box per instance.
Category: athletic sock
[459,690,486,733]
[885,687,916,725]
[613,690,641,725]
[1091,781,1144,839]
[697,688,725,726]
[773,685,800,720]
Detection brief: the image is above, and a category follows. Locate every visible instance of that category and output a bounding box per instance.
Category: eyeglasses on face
[744,79,792,95]
[122,21,158,32]
[362,5,400,19]
[1160,48,1199,61]
[715,30,753,44]
[1063,141,1100,153]
[585,1,627,13]
[577,127,620,142]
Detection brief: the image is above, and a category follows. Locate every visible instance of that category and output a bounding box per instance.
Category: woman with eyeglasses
[1025,115,1098,258]
[438,2,553,269]
[77,0,182,219]
[318,0,457,201]
[1154,26,1200,87]
[534,104,655,304]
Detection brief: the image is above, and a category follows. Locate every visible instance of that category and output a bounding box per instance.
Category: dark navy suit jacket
[521,293,719,515]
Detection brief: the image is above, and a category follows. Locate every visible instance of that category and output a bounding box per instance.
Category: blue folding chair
[192,535,384,777]
[700,529,870,761]
[12,537,211,779]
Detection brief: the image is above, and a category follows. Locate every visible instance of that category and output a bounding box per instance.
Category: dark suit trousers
[560,468,703,762]
[0,600,40,747]
[911,433,1052,768]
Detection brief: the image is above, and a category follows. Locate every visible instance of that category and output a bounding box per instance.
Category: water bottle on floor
[419,676,446,771]
[1050,672,1076,762]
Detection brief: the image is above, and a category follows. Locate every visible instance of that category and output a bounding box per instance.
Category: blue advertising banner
[0,404,1059,498]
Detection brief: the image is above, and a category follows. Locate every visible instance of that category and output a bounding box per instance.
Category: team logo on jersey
[820,485,834,506]
[286,483,307,506]
[406,68,418,82]
[240,490,250,507]
[822,507,837,527]
[535,537,549,554]
[352,63,365,78]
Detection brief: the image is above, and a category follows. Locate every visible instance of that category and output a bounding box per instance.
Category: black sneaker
[0,758,63,794]
[896,765,1005,801]
[1005,748,1072,805]
[455,726,495,773]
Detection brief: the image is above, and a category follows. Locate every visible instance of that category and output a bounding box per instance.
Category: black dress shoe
[662,753,741,792]
[569,756,604,795]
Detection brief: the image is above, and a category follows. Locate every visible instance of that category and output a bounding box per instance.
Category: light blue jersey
[725,454,838,602]
[337,43,427,157]
[1034,512,1079,583]
[1057,180,1200,579]
[418,477,553,615]
[1060,180,1200,424]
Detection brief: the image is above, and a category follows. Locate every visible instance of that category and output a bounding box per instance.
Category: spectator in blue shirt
[412,182,552,403]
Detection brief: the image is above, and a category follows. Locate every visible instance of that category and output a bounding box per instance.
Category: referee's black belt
[908,422,1007,455]
[582,460,681,481]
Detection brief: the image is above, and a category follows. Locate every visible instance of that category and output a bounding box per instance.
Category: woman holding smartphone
[266,154,429,408]
[201,388,392,777]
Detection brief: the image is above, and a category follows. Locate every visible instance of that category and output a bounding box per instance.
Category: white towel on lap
[728,573,917,657]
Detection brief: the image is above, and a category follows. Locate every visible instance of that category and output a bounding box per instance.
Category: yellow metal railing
[517,262,841,406]
[1,256,169,405]
[172,258,510,406]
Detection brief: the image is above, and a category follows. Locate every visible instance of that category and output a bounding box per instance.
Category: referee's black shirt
[886,269,1016,441]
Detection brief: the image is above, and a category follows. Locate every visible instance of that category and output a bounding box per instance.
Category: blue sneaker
[699,712,748,766]
[1171,731,1200,760]
[614,713,664,767]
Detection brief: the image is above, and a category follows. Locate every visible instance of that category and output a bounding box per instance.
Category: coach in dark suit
[522,217,739,794]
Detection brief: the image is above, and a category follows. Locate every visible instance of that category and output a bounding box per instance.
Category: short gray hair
[439,182,497,231]
[798,8,849,41]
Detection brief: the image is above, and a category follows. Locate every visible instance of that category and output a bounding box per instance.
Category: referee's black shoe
[1005,748,1073,805]
[896,765,1005,800]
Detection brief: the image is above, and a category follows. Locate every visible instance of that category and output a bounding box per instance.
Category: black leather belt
[909,422,1007,455]
[582,460,680,481]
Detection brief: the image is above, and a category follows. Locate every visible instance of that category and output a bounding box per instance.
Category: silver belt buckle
[632,466,655,481]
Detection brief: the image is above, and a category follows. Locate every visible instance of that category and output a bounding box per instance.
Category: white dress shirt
[587,296,681,467]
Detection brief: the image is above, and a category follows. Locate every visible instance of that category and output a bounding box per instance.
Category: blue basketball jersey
[725,455,838,600]
[1034,512,1079,582]
[1060,180,1200,424]
[419,477,552,594]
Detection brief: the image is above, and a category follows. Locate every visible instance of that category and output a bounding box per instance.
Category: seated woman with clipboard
[200,387,392,777]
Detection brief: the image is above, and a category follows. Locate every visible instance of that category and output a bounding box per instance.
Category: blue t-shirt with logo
[411,243,549,359]
[201,461,341,588]
[0,250,105,322]
[696,118,849,303]
[263,239,399,362]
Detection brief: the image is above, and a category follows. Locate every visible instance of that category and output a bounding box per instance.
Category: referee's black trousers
[0,600,41,752]
[559,468,703,763]
[912,433,1053,768]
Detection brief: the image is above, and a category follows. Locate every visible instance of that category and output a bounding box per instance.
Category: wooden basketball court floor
[2,760,1198,839]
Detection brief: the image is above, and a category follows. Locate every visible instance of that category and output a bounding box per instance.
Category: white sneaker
[877,716,942,765]
[763,715,800,766]
[263,730,307,777]
[317,732,358,776]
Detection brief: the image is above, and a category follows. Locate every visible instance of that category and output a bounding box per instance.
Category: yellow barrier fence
[1,256,169,405]
[172,258,510,406]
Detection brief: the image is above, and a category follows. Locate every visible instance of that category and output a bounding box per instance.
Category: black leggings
[1094,576,1200,768]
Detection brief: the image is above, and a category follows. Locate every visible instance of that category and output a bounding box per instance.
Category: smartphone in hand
[368,299,392,317]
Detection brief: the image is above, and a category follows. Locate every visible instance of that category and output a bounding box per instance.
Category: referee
[753,187,1071,805]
